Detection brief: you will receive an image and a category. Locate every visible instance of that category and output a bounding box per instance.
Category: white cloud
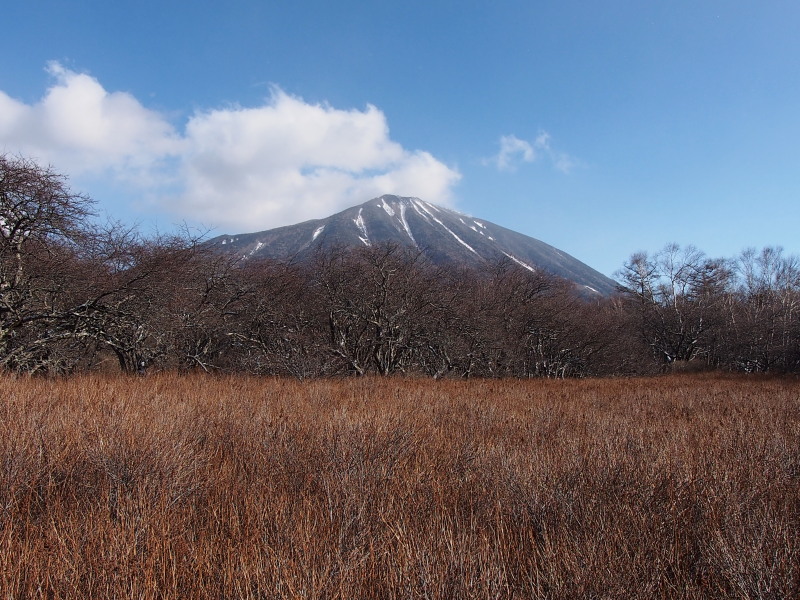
[0,63,461,231]
[551,152,577,174]
[176,90,461,229]
[489,134,537,171]
[0,63,183,182]
[486,131,577,174]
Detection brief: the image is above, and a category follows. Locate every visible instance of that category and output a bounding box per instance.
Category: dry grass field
[0,373,797,599]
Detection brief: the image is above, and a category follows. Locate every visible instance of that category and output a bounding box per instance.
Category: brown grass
[0,373,798,599]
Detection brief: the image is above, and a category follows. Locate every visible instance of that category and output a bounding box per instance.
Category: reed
[1,373,797,598]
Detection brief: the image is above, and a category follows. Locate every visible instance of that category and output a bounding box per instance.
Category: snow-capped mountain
[209,195,617,295]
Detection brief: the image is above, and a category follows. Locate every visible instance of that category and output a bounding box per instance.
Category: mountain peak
[210,195,616,295]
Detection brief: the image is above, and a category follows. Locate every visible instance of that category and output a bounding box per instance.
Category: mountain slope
[209,195,617,295]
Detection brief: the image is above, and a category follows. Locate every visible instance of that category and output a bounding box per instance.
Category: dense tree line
[2,154,798,377]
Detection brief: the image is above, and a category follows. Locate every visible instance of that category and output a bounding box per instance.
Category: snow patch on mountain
[353,208,370,246]
[380,198,395,217]
[412,199,438,221]
[502,251,535,272]
[398,202,416,245]
[409,199,433,225]
[447,230,477,254]
[412,199,477,255]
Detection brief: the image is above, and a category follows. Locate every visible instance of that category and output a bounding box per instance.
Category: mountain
[208,195,617,295]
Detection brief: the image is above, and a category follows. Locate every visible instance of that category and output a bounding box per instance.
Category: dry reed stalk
[0,373,797,598]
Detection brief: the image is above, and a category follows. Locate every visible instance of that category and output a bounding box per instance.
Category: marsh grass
[0,374,798,598]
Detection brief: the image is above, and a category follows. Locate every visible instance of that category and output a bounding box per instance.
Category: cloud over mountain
[0,63,461,230]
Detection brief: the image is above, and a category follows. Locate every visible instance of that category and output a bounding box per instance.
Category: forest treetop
[2,154,798,376]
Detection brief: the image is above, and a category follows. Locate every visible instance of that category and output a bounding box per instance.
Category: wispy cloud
[0,63,461,231]
[485,131,577,174]
[492,135,536,171]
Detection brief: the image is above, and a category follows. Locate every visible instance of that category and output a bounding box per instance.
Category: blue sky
[1,1,798,277]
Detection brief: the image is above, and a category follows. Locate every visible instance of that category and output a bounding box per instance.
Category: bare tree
[70,226,242,374]
[726,247,800,372]
[226,258,330,379]
[9,152,798,379]
[310,243,444,376]
[0,154,95,372]
[616,243,732,368]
